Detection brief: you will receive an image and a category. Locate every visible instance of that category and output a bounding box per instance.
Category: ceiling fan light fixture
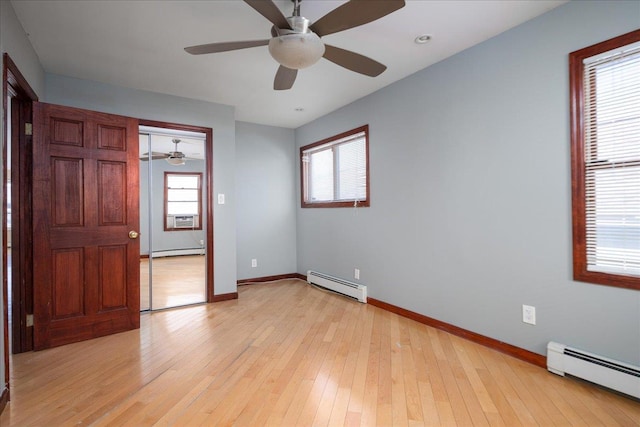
[184,0,407,89]
[268,32,325,70]
[166,157,186,166]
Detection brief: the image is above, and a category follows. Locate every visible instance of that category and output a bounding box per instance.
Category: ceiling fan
[141,139,193,165]
[184,0,406,90]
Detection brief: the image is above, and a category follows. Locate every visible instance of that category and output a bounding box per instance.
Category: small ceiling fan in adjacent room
[184,0,406,90]
[140,139,195,165]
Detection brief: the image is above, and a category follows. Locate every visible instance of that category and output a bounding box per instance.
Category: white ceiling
[11,0,567,129]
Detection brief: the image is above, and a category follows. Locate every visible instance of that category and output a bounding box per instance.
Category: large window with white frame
[570,29,640,290]
[164,172,202,231]
[300,125,370,208]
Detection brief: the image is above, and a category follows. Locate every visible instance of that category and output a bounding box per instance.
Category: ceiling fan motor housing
[268,16,325,69]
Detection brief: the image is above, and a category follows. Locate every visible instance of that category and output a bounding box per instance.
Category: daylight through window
[301,125,369,208]
[570,30,640,290]
[165,172,202,231]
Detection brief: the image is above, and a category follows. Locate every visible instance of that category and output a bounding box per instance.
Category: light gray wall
[295,0,640,364]
[236,121,297,280]
[0,0,45,97]
[45,73,237,296]
[0,0,45,397]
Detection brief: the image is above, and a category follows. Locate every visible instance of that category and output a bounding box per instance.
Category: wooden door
[33,102,140,350]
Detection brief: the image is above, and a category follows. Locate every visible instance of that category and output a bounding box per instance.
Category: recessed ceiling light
[415,34,432,44]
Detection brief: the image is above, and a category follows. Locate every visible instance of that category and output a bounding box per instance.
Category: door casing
[3,53,38,359]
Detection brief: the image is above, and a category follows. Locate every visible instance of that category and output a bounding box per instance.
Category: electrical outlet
[354,268,360,280]
[251,259,257,268]
[218,193,225,204]
[522,305,536,325]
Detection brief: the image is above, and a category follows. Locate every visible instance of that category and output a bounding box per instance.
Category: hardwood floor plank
[375,310,394,426]
[480,347,566,425]
[525,362,598,426]
[360,310,381,427]
[344,306,374,421]
[327,307,364,426]
[452,339,499,416]
[390,315,410,425]
[417,380,442,427]
[150,374,215,426]
[2,279,638,426]
[309,302,359,426]
[429,329,475,426]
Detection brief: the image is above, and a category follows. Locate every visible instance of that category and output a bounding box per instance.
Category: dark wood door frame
[140,119,215,302]
[2,53,38,412]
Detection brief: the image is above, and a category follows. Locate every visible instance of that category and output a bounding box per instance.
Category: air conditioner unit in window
[174,215,195,228]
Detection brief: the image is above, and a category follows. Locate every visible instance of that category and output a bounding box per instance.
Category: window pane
[309,148,334,202]
[574,34,640,287]
[168,175,199,189]
[301,126,369,208]
[167,202,199,215]
[589,54,640,162]
[586,167,640,275]
[584,49,640,276]
[337,139,366,201]
[165,172,203,230]
[168,189,198,202]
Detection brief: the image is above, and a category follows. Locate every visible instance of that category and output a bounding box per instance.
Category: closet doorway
[139,123,213,311]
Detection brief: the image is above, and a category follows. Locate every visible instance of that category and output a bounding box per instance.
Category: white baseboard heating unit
[547,341,640,399]
[307,270,367,303]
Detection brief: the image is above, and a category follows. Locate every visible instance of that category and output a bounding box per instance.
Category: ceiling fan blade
[140,152,169,161]
[310,0,405,37]
[244,0,291,30]
[140,156,168,161]
[185,39,269,55]
[323,44,386,77]
[274,65,297,90]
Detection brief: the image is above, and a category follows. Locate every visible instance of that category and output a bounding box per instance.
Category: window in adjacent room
[165,172,202,231]
[300,125,369,208]
[570,29,640,290]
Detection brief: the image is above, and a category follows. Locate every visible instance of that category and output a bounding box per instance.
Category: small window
[301,125,369,208]
[165,172,202,231]
[570,30,640,290]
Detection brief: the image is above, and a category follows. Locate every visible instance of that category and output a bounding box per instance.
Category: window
[165,172,202,231]
[570,29,640,290]
[301,125,369,208]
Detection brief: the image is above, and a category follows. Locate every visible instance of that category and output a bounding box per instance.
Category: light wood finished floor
[140,255,206,310]
[2,279,638,426]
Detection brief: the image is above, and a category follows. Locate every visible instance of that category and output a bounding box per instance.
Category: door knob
[128,231,139,239]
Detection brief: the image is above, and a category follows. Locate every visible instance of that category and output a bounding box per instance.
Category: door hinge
[26,314,34,327]
[25,123,33,136]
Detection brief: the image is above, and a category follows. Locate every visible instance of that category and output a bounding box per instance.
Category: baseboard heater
[150,248,204,258]
[306,270,367,303]
[547,341,640,399]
